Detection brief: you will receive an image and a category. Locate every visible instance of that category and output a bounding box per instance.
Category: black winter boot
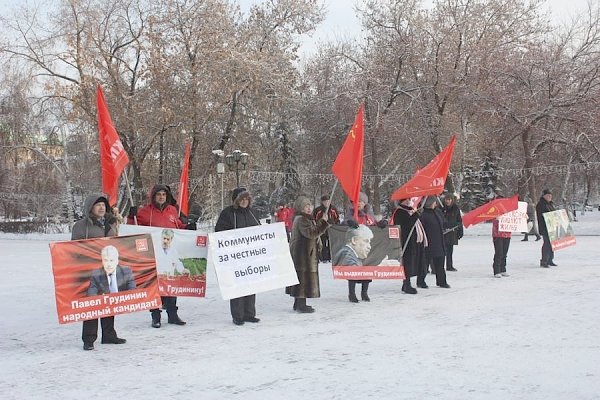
[167,307,186,325]
[402,279,417,294]
[361,282,370,301]
[295,298,315,313]
[348,281,359,303]
[151,310,161,328]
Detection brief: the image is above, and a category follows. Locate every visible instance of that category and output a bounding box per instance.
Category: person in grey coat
[72,194,126,351]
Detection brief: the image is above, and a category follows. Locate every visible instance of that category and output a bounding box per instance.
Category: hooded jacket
[71,194,117,240]
[133,184,185,229]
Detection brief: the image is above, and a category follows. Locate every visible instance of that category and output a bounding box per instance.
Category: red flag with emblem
[97,85,129,207]
[391,135,456,200]
[177,141,191,216]
[332,105,365,221]
[462,195,519,228]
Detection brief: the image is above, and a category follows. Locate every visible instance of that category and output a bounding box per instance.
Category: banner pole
[323,179,339,217]
[122,169,137,225]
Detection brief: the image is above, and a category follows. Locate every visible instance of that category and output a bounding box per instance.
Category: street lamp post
[225,149,249,188]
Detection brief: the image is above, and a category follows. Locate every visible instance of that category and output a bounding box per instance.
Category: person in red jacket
[275,202,294,241]
[129,184,187,328]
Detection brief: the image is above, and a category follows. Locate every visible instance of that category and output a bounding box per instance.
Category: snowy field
[1,212,599,400]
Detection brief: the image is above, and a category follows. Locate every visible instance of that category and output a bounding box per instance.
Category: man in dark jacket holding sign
[72,193,126,351]
[215,187,261,326]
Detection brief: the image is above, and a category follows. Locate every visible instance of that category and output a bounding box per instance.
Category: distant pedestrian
[536,189,557,268]
[522,197,541,241]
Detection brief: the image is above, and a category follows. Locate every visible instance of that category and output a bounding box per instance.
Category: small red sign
[135,238,149,252]
[196,236,207,247]
[388,227,400,239]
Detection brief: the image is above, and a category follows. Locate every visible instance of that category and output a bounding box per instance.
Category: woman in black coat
[419,196,450,288]
[441,194,463,272]
[215,187,261,325]
[392,199,427,293]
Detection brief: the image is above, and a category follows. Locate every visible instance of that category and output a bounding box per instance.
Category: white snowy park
[1,211,599,400]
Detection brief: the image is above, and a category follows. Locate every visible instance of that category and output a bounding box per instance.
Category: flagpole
[122,169,137,225]
[323,179,339,217]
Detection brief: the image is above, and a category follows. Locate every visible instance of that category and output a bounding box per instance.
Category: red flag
[462,195,519,228]
[177,141,191,216]
[332,104,365,220]
[97,85,129,207]
[391,135,456,200]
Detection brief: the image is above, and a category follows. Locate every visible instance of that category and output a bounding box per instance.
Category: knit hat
[542,188,552,195]
[320,194,330,201]
[358,192,368,204]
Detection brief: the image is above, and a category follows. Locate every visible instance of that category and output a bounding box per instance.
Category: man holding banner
[131,184,187,328]
[72,194,126,351]
[215,187,262,325]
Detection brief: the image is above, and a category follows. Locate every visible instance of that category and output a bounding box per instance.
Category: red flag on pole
[177,141,191,216]
[97,85,129,207]
[391,135,457,200]
[462,195,519,228]
[332,104,365,221]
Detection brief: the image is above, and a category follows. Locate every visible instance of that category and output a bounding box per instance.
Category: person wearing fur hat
[286,196,330,313]
[72,193,125,350]
[419,196,450,288]
[129,184,187,328]
[215,187,262,325]
[536,189,557,268]
[441,193,463,272]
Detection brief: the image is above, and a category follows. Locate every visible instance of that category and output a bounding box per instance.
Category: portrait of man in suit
[87,245,136,296]
[332,224,374,266]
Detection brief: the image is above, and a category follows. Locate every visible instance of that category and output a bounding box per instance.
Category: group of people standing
[72,184,558,351]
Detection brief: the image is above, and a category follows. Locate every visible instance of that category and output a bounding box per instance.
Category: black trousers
[150,296,177,314]
[493,237,511,275]
[541,233,554,264]
[230,295,256,321]
[82,317,117,344]
[319,232,331,262]
[445,243,454,270]
[426,255,447,286]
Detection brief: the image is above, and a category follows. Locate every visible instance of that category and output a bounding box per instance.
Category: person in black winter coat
[215,187,262,325]
[392,199,427,293]
[536,189,557,268]
[419,196,450,288]
[441,194,463,272]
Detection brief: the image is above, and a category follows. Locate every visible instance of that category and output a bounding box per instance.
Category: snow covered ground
[1,212,599,400]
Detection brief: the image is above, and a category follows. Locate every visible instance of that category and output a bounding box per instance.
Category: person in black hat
[441,193,463,272]
[312,194,340,262]
[215,187,262,325]
[536,189,557,267]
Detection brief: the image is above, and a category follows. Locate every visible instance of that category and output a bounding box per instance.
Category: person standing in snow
[312,194,340,262]
[286,196,329,313]
[536,189,557,268]
[215,187,262,325]
[419,196,450,288]
[72,193,126,351]
[492,215,511,278]
[441,193,463,272]
[129,184,187,328]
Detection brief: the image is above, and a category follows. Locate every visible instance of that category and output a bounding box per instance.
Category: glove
[128,206,138,217]
[346,220,359,229]
[377,219,388,228]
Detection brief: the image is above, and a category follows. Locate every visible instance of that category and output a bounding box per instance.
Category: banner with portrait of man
[543,209,576,251]
[328,225,405,280]
[49,234,160,324]
[208,222,298,300]
[120,225,208,297]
